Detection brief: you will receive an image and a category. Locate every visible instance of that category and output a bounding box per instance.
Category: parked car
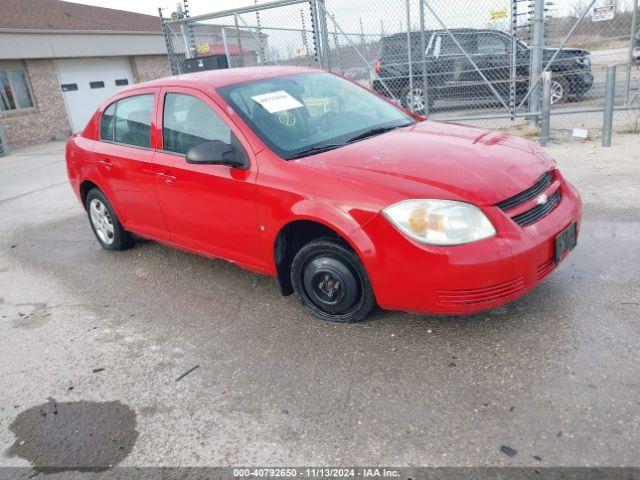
[372,28,594,112]
[66,66,581,323]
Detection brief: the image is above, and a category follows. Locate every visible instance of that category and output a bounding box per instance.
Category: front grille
[512,189,562,227]
[436,277,526,306]
[496,171,553,211]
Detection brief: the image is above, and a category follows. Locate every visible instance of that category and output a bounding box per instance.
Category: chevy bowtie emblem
[536,193,548,205]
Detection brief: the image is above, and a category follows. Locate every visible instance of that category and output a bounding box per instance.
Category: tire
[85,188,133,251]
[550,76,570,105]
[290,238,376,323]
[400,85,434,115]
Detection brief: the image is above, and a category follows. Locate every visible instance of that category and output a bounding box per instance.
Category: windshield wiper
[344,123,412,144]
[287,143,344,160]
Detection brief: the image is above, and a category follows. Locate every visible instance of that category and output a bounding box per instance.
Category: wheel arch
[78,179,127,227]
[79,179,101,209]
[272,214,376,296]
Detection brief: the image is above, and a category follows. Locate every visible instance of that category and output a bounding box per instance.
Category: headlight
[382,199,496,246]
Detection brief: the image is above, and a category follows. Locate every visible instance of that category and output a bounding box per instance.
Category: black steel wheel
[291,238,375,323]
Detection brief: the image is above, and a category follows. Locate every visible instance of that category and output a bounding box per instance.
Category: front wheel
[290,238,376,323]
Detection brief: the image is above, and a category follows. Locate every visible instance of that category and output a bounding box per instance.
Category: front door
[152,87,264,271]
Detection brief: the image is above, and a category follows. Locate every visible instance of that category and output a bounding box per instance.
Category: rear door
[473,31,512,100]
[432,32,475,100]
[92,88,168,240]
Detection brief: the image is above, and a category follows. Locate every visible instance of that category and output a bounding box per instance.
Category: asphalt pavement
[0,136,639,469]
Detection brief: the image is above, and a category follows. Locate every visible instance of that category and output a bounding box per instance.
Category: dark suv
[372,28,594,112]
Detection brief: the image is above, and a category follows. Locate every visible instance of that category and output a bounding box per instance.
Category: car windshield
[218,72,415,159]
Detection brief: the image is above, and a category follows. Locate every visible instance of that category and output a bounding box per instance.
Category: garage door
[57,58,133,132]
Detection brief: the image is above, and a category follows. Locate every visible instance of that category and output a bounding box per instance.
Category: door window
[113,94,154,148]
[439,34,474,56]
[162,93,231,155]
[100,102,116,141]
[477,33,508,55]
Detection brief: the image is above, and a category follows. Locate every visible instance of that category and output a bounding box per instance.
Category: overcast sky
[67,0,258,17]
[65,0,633,40]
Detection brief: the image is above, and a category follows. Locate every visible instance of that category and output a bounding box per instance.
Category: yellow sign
[293,45,308,56]
[490,8,508,20]
[197,43,210,54]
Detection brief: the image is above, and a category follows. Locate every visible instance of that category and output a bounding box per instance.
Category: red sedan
[66,66,581,322]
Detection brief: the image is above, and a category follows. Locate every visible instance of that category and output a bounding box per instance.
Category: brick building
[0,0,175,151]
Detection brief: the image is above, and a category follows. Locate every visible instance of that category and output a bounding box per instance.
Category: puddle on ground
[7,400,138,472]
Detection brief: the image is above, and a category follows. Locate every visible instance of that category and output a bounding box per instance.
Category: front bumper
[359,175,582,315]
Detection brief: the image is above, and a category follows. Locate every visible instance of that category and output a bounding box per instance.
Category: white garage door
[57,58,133,132]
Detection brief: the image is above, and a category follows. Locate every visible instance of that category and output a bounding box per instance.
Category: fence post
[625,0,638,104]
[309,0,323,67]
[528,0,544,126]
[332,14,344,72]
[510,0,518,120]
[602,65,616,147]
[405,0,414,112]
[316,0,332,69]
[233,13,245,67]
[300,9,312,66]
[419,0,430,117]
[254,0,266,64]
[540,71,551,146]
[221,28,232,68]
[159,8,181,75]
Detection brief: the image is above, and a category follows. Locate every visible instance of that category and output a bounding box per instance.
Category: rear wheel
[400,85,434,114]
[291,238,375,323]
[550,76,570,104]
[85,189,133,251]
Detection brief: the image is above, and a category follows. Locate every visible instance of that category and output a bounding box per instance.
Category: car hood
[543,46,589,58]
[296,121,555,206]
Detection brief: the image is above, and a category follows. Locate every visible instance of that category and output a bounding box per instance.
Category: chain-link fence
[160,1,320,74]
[161,0,640,140]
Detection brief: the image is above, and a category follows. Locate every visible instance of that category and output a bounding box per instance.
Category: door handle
[157,172,177,184]
[98,159,113,171]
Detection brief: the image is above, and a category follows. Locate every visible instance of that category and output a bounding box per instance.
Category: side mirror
[186,134,249,169]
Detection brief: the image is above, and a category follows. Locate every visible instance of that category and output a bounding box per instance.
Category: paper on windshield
[251,90,304,113]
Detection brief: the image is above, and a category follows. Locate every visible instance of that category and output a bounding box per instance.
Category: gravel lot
[0,133,639,469]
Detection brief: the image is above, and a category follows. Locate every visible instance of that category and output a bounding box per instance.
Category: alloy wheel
[550,80,565,104]
[89,198,115,245]
[405,88,426,113]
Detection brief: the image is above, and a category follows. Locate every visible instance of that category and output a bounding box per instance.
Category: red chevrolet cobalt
[66,67,581,322]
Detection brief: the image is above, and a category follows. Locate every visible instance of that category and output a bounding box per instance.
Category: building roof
[0,0,162,32]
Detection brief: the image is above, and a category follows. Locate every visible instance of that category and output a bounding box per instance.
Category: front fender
[261,199,379,276]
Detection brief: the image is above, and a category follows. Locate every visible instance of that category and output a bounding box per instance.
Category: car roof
[382,28,503,39]
[125,66,322,92]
